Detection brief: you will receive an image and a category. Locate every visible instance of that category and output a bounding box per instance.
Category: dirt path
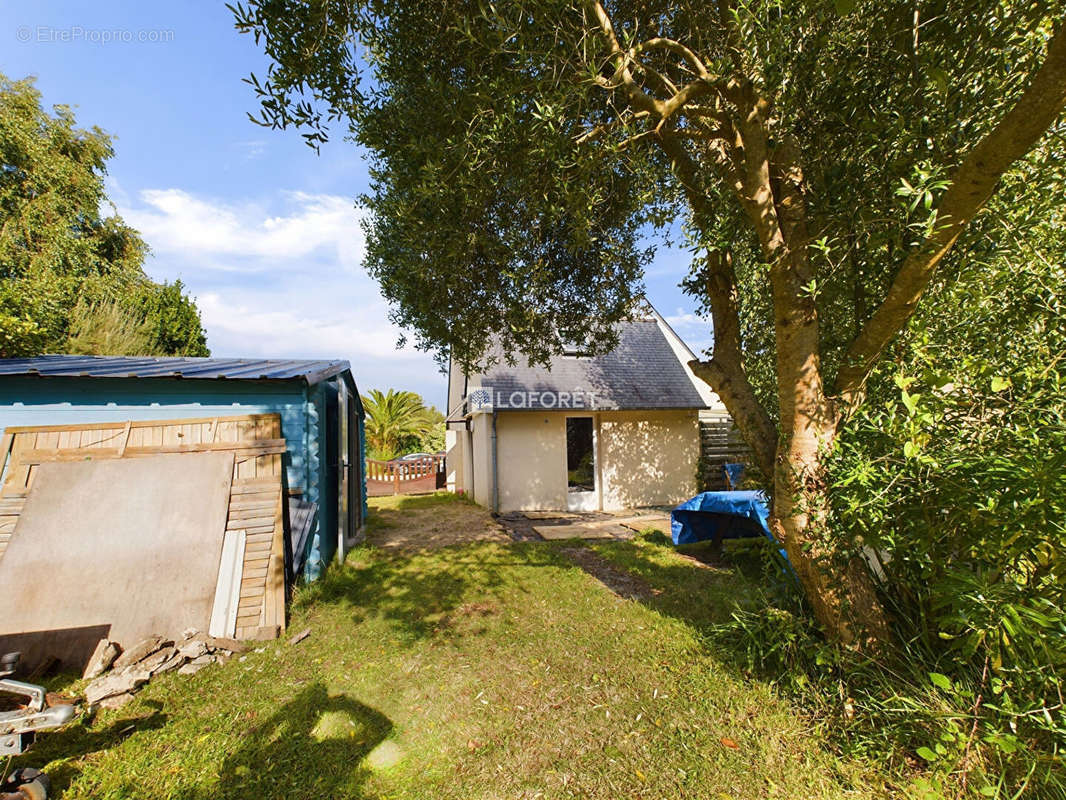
[367,495,509,550]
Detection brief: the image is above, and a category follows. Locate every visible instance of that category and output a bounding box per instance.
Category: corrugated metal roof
[0,355,351,385]
[474,320,708,411]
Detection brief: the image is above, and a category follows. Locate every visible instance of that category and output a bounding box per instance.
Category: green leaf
[929,672,953,692]
[915,746,938,762]
[833,0,856,14]
[990,376,1011,392]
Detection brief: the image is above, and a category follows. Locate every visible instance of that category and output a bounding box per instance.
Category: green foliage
[822,139,1066,795]
[231,0,1061,382]
[361,388,441,459]
[231,3,1066,794]
[131,279,209,356]
[67,298,156,356]
[0,73,208,356]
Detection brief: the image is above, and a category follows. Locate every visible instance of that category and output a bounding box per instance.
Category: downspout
[490,410,499,515]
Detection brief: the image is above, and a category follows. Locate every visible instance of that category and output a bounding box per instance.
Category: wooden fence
[366,455,446,496]
[698,416,753,491]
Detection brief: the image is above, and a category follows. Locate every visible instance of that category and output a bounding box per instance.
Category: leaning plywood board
[0,413,288,638]
[0,452,233,672]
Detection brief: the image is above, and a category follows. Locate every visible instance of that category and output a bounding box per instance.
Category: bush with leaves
[826,141,1065,795]
[0,73,208,357]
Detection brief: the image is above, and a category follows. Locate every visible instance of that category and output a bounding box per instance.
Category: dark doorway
[566,417,595,493]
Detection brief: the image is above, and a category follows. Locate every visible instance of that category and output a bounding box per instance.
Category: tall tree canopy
[0,73,208,357]
[232,1,1066,646]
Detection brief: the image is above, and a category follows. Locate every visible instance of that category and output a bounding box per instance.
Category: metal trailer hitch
[0,653,76,800]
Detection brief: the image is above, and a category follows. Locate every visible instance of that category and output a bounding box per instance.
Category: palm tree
[361,389,437,460]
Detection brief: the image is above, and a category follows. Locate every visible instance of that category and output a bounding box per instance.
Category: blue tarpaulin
[670,490,775,546]
[723,462,745,489]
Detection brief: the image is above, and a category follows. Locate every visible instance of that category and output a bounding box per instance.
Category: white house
[445,306,727,513]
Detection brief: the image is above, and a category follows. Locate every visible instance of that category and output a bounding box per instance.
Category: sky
[0,1,711,411]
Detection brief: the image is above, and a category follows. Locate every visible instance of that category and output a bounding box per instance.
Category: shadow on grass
[18,685,393,799]
[178,683,392,800]
[578,534,797,641]
[9,702,170,794]
[302,542,566,642]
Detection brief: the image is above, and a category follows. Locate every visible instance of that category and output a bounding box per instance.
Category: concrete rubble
[83,630,248,709]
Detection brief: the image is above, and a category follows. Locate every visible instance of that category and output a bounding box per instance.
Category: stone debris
[82,639,121,680]
[83,630,244,709]
[85,668,150,705]
[112,635,169,670]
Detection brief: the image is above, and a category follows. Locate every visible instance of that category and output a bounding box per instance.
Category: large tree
[0,73,209,357]
[232,0,1066,646]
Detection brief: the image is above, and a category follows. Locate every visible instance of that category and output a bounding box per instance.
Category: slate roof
[0,355,350,385]
[473,320,707,411]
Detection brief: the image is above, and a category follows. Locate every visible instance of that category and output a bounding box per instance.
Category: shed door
[336,381,363,560]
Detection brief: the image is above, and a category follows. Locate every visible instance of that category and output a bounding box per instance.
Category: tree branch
[653,131,777,476]
[688,251,778,479]
[633,37,712,79]
[584,0,725,124]
[834,24,1066,409]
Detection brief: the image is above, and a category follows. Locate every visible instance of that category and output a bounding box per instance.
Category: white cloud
[124,189,366,272]
[195,293,421,362]
[664,307,713,356]
[120,189,445,407]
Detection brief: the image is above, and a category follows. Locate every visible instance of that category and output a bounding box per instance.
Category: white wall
[478,409,700,512]
[496,412,568,511]
[471,412,492,507]
[598,410,699,509]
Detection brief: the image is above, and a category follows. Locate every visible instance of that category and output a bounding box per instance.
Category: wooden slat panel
[2,413,279,434]
[15,441,286,463]
[0,414,288,635]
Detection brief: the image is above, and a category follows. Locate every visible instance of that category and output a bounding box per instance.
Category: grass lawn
[14,494,891,799]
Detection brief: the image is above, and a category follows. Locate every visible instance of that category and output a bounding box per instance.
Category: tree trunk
[769,428,894,649]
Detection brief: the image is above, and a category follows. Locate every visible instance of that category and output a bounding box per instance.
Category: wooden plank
[236,526,276,538]
[0,413,279,434]
[227,510,276,525]
[228,497,278,511]
[266,491,285,631]
[244,535,272,550]
[210,529,245,638]
[15,441,286,463]
[116,421,133,457]
[36,431,60,451]
[228,491,277,504]
[231,478,284,492]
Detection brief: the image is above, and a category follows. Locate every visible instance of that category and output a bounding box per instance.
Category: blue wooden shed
[0,355,366,580]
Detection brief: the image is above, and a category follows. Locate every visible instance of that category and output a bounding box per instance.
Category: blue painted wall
[0,375,355,580]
